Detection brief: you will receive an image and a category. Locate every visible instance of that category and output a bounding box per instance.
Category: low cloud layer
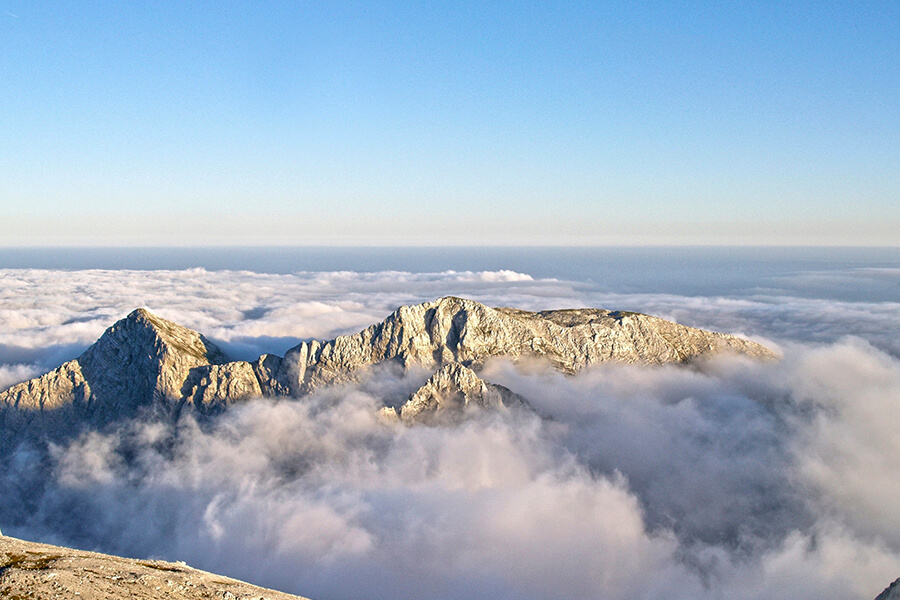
[2,267,900,599]
[0,268,575,367]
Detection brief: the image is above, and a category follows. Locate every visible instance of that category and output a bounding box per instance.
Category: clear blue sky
[1,1,897,246]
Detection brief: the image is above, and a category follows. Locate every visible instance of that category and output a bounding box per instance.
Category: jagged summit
[270,295,776,395]
[0,309,227,438]
[380,362,524,425]
[119,307,227,363]
[0,298,776,437]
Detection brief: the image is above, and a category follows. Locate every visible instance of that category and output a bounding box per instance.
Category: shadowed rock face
[876,578,900,600]
[0,297,776,434]
[0,534,309,600]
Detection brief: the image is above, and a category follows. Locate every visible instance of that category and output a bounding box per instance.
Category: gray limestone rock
[180,361,263,414]
[0,308,227,440]
[1,297,777,436]
[381,362,523,425]
[275,296,776,395]
[0,533,310,600]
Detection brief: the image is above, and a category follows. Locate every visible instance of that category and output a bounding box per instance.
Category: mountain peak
[288,297,776,393]
[2,298,776,443]
[387,363,524,425]
[122,307,169,332]
[0,308,229,439]
[107,308,226,364]
[127,307,154,319]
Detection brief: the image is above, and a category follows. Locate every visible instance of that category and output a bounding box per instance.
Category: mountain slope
[1,297,776,434]
[263,296,776,395]
[0,308,227,437]
[0,534,309,600]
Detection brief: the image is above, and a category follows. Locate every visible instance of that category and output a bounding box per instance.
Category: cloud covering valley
[1,266,899,599]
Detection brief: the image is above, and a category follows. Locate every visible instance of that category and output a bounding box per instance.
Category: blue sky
[1,1,897,246]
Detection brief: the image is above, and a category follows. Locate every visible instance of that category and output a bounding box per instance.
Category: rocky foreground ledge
[0,534,307,600]
[2,532,898,600]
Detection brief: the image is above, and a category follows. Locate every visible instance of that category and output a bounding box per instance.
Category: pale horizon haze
[1,2,898,246]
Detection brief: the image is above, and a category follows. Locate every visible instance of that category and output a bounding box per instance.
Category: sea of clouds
[1,266,900,600]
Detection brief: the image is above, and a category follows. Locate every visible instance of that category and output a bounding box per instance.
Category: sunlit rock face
[0,308,227,438]
[266,296,776,394]
[0,534,310,600]
[1,297,775,438]
[376,362,524,425]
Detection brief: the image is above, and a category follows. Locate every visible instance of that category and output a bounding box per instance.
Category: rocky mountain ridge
[0,297,776,436]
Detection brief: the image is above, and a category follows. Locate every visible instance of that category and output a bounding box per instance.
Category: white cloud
[0,364,40,390]
[2,267,900,599]
[0,268,581,365]
[788,339,900,544]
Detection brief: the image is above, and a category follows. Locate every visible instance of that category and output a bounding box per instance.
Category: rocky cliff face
[380,362,524,425]
[260,296,775,395]
[0,297,776,434]
[0,308,227,438]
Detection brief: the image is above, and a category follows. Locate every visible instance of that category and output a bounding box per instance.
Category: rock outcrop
[0,297,776,435]
[380,362,524,424]
[258,296,775,395]
[0,308,228,438]
[180,361,263,415]
[0,533,309,600]
[876,578,900,600]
